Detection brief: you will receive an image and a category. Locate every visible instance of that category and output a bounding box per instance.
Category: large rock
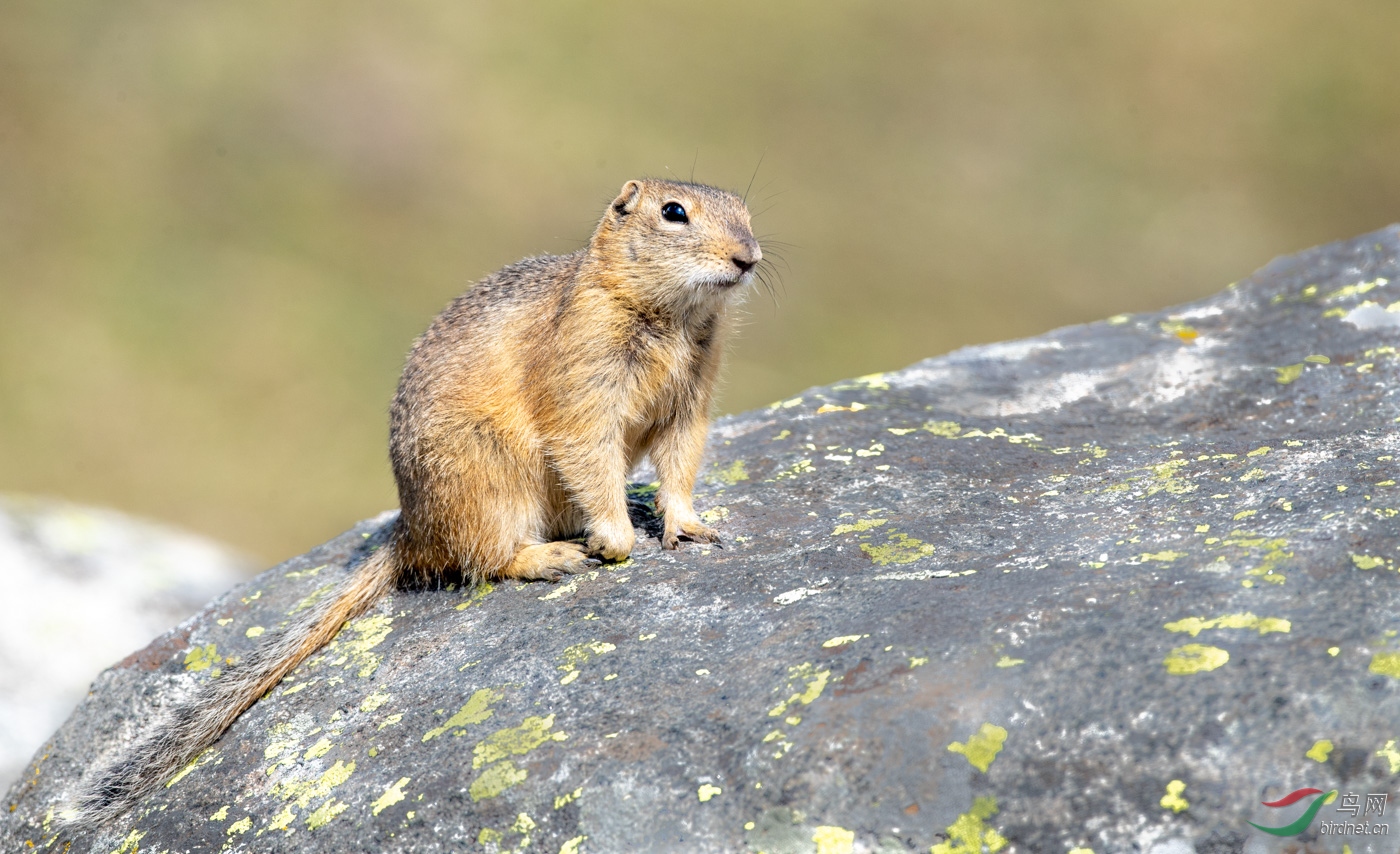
[0,496,252,792]
[6,226,1400,853]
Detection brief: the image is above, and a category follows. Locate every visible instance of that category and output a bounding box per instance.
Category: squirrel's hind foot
[503,542,600,582]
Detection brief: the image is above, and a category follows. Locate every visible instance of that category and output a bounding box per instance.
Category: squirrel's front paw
[586,524,635,562]
[661,515,721,551]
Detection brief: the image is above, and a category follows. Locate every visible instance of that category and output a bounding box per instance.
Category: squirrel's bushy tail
[69,544,399,828]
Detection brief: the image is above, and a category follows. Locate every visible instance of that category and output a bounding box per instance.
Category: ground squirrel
[73,179,762,825]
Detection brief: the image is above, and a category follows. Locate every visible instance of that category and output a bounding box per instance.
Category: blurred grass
[1,1,1398,563]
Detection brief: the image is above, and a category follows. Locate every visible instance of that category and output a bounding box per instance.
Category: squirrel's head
[592,179,761,307]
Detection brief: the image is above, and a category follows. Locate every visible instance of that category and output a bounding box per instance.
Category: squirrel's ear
[612,180,643,216]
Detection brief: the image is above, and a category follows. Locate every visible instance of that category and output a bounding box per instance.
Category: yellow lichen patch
[1163,644,1229,675]
[227,815,253,835]
[1275,364,1305,385]
[1102,458,1199,498]
[558,641,617,684]
[812,825,855,854]
[321,613,394,678]
[262,806,296,834]
[923,420,963,438]
[289,581,336,615]
[166,747,219,788]
[262,760,357,832]
[947,723,1007,773]
[837,371,890,390]
[371,777,411,816]
[1136,551,1187,563]
[699,506,729,524]
[1306,740,1333,763]
[1369,652,1400,679]
[469,759,529,802]
[962,427,1041,444]
[772,458,815,481]
[1378,740,1400,775]
[263,718,321,772]
[1164,613,1290,637]
[995,656,1025,668]
[184,643,221,672]
[285,564,326,579]
[861,532,936,565]
[540,572,599,602]
[471,715,568,769]
[554,787,583,809]
[1144,459,1196,496]
[1213,531,1293,586]
[112,829,145,853]
[816,402,867,414]
[1160,780,1188,813]
[245,626,265,638]
[709,459,750,485]
[821,635,867,648]
[422,688,503,742]
[305,798,348,830]
[831,518,886,537]
[697,784,722,802]
[209,805,229,821]
[768,663,831,718]
[1159,320,1198,341]
[359,690,392,713]
[455,581,495,610]
[303,738,333,760]
[560,836,587,854]
[477,813,538,851]
[271,760,356,809]
[930,796,1006,854]
[1325,277,1388,301]
[1352,554,1390,570]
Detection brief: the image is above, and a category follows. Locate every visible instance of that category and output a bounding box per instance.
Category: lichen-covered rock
[6,226,1400,853]
[0,496,252,792]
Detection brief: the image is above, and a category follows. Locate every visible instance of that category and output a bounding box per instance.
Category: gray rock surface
[6,226,1400,853]
[0,496,253,792]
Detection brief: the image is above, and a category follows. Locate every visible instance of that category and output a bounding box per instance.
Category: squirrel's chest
[626,334,705,407]
[604,303,723,424]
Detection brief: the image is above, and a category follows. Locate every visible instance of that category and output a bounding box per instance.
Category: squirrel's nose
[731,240,762,275]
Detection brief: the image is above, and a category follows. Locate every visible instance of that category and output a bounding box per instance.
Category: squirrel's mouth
[690,271,750,291]
[720,267,759,288]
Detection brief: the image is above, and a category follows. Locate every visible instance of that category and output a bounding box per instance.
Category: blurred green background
[2,1,1398,565]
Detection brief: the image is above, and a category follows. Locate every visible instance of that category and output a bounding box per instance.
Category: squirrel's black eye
[661,201,688,224]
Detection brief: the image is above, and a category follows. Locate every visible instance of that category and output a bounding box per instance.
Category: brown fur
[70,179,760,826]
